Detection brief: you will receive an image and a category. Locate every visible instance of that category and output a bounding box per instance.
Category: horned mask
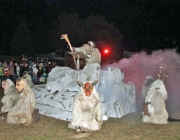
[154,72,168,83]
[77,74,98,97]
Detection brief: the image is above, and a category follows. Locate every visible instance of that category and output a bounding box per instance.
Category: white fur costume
[74,44,101,65]
[1,79,19,113]
[7,78,36,126]
[68,80,103,132]
[142,79,168,124]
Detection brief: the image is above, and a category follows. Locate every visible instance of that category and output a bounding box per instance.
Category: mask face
[83,82,93,97]
[16,79,26,93]
[2,79,13,92]
[85,45,92,55]
[2,80,8,90]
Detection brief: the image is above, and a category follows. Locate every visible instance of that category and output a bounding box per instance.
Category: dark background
[1,0,179,56]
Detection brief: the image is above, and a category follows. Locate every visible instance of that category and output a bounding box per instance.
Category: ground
[0,87,180,140]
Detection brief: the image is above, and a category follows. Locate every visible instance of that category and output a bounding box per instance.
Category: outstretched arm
[73,45,85,53]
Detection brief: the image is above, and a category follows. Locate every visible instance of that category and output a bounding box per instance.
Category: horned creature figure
[22,71,35,88]
[7,77,36,126]
[73,41,101,65]
[1,79,19,120]
[141,72,168,124]
[68,74,103,133]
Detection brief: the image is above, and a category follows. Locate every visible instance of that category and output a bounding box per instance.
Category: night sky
[1,0,180,55]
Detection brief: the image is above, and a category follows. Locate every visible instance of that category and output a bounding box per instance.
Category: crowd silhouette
[0,57,58,85]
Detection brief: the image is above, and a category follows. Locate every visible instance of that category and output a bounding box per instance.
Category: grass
[1,89,180,140]
[1,112,180,140]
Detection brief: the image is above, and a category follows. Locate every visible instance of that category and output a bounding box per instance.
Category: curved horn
[61,34,77,69]
[154,71,168,83]
[61,34,73,52]
[76,75,83,87]
[154,71,161,79]
[162,74,168,83]
[92,73,98,86]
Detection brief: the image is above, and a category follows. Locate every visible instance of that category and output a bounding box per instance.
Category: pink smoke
[102,49,180,115]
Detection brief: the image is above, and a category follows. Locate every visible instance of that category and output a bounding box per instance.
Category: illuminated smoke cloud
[102,49,180,117]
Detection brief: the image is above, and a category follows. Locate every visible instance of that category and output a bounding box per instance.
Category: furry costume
[1,79,19,113]
[74,42,101,65]
[142,76,154,99]
[7,78,36,126]
[142,78,168,124]
[22,72,35,88]
[68,77,103,132]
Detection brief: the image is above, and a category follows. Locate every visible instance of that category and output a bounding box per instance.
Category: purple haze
[102,49,180,116]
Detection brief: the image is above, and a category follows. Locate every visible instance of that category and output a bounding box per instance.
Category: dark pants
[13,74,19,84]
[30,73,37,84]
[0,75,3,83]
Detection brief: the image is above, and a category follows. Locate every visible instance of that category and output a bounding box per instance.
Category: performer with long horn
[61,34,101,69]
[61,34,77,69]
[72,41,101,65]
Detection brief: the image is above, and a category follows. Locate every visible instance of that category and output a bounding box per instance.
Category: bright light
[104,49,109,54]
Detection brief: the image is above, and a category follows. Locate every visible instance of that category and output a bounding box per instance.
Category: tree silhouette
[10,18,33,56]
[50,13,124,58]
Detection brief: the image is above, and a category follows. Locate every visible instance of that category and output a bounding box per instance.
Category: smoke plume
[102,49,180,116]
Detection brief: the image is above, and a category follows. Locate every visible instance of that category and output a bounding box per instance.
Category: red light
[104,49,109,54]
